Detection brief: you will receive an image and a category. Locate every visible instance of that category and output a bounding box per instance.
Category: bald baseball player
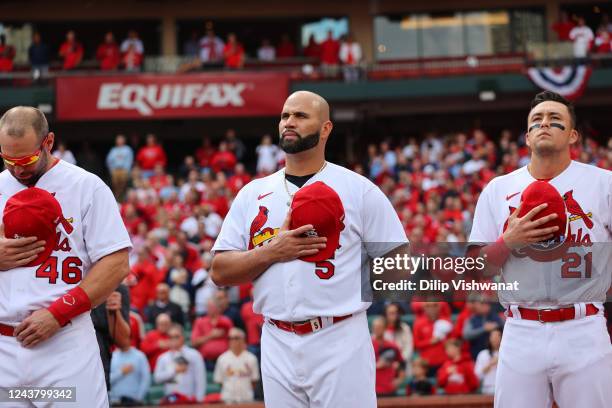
[211,91,408,407]
[469,91,612,407]
[0,107,132,407]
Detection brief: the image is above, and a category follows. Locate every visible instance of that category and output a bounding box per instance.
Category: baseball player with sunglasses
[0,106,132,407]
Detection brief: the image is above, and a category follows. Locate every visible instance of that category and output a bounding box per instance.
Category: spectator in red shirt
[127,248,159,313]
[594,25,612,53]
[129,310,146,349]
[320,30,340,77]
[240,291,264,357]
[191,298,234,369]
[552,11,575,42]
[96,31,120,70]
[276,33,296,58]
[140,313,172,370]
[210,141,237,174]
[0,35,16,72]
[223,33,245,69]
[195,137,216,169]
[437,339,479,394]
[372,317,405,397]
[136,134,167,178]
[413,302,452,375]
[228,163,251,194]
[58,30,83,70]
[303,34,321,59]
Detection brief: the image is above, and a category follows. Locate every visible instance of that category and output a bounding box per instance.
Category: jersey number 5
[315,261,335,280]
[36,256,83,284]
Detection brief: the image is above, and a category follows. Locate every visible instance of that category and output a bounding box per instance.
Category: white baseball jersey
[469,161,612,308]
[212,162,408,321]
[0,160,132,325]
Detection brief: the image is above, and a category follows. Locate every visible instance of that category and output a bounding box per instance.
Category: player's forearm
[80,249,130,307]
[211,246,279,286]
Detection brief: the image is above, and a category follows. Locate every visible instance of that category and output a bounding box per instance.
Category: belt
[507,304,599,323]
[0,323,15,337]
[269,314,352,335]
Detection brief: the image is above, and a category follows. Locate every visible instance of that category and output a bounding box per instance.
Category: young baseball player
[469,91,612,407]
[0,107,132,407]
[211,91,408,407]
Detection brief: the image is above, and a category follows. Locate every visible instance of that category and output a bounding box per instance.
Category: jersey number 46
[36,256,83,284]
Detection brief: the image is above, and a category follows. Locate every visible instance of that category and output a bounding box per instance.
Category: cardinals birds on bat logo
[248,206,279,249]
[563,190,593,229]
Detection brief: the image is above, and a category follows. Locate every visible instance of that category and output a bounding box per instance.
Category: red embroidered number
[561,252,592,279]
[315,261,335,280]
[36,256,83,284]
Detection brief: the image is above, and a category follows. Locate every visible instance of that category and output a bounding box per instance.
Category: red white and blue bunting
[526,65,592,100]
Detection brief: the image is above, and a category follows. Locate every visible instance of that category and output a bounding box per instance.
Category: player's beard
[10,152,49,187]
[279,130,320,154]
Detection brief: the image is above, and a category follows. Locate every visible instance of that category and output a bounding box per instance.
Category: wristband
[484,236,512,267]
[47,286,92,327]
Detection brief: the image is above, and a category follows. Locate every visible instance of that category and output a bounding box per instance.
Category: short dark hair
[530,91,576,128]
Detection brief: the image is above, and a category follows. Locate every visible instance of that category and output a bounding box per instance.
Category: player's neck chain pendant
[283,161,327,206]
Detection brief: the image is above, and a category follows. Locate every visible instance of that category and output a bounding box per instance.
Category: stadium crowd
[53,124,611,405]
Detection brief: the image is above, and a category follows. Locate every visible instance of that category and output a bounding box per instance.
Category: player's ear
[568,128,579,145]
[320,120,333,141]
[44,132,55,152]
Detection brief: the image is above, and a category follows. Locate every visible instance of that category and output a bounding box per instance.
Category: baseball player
[0,107,132,407]
[469,91,612,407]
[211,91,408,407]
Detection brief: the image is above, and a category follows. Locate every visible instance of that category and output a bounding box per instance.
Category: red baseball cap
[518,180,568,241]
[290,181,345,262]
[2,187,73,267]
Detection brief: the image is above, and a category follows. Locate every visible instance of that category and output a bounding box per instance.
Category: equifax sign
[56,73,288,120]
[97,83,247,116]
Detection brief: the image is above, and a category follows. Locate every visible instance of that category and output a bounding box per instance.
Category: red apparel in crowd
[0,44,16,72]
[210,150,237,173]
[552,20,576,41]
[140,330,170,370]
[122,47,143,70]
[128,259,159,312]
[276,40,296,58]
[413,315,451,367]
[96,42,120,70]
[59,41,83,70]
[137,144,167,171]
[150,173,171,191]
[303,39,321,59]
[195,144,216,168]
[191,315,234,361]
[372,338,404,395]
[129,311,146,349]
[228,173,252,194]
[320,37,340,64]
[223,43,244,68]
[240,300,264,346]
[437,356,479,394]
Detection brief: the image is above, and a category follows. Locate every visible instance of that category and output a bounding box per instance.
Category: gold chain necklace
[283,161,327,206]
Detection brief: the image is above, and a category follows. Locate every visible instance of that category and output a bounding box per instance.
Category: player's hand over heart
[0,224,46,271]
[502,203,559,248]
[265,211,327,263]
[14,308,61,348]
